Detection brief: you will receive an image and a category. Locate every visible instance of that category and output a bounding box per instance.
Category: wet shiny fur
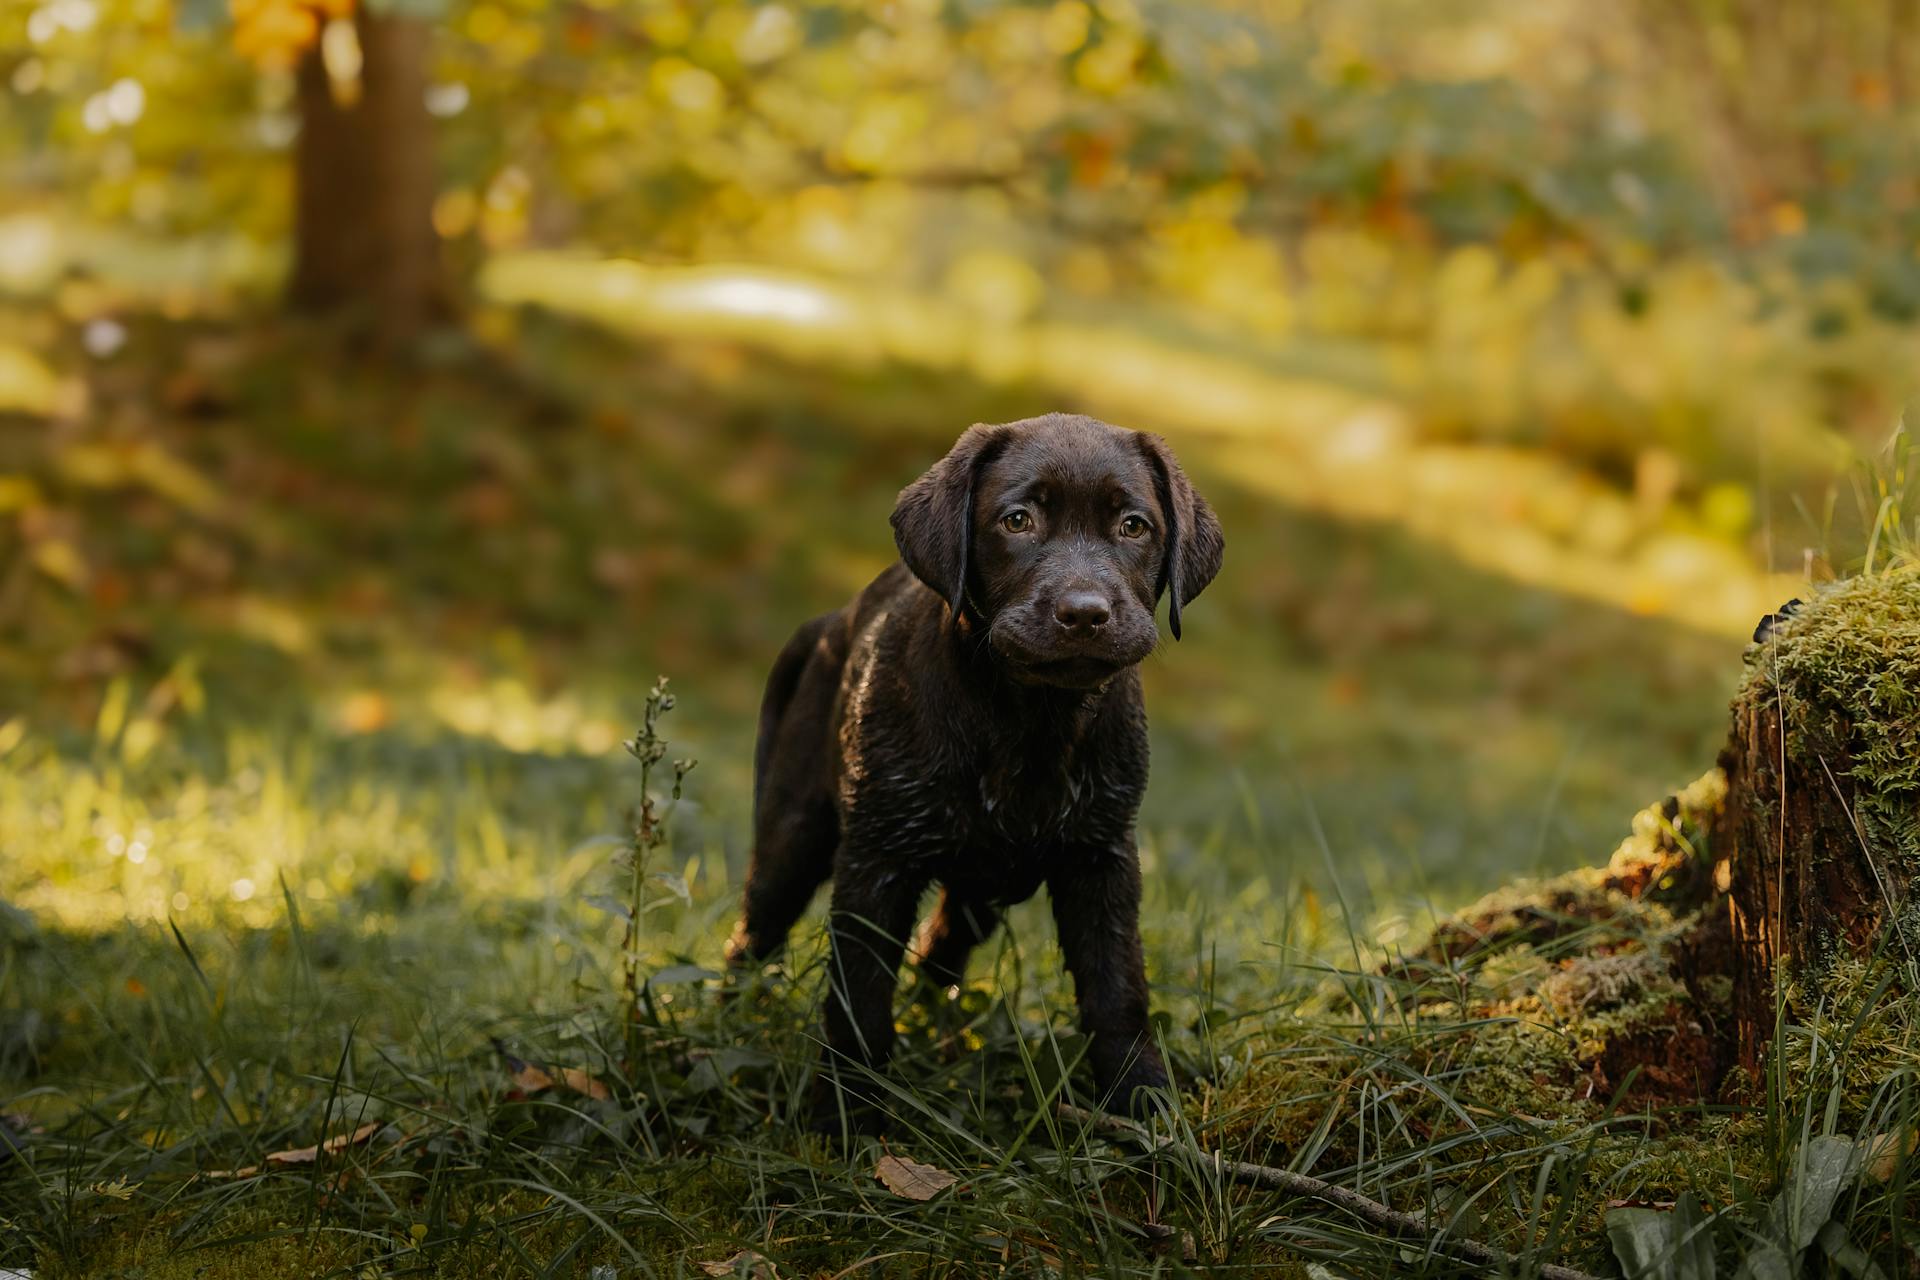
[726,413,1224,1129]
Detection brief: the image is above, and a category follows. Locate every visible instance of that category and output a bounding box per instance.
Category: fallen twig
[1057,1104,1603,1280]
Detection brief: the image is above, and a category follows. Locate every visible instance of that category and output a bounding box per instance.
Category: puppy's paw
[1100,1060,1176,1121]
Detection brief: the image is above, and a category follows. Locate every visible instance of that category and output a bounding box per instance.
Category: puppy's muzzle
[1053,590,1112,636]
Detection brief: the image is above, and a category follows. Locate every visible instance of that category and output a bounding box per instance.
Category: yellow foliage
[1074,32,1142,93]
[652,58,724,118]
[31,537,90,590]
[1043,1,1092,54]
[0,342,63,416]
[230,0,324,69]
[840,94,930,172]
[944,249,1044,323]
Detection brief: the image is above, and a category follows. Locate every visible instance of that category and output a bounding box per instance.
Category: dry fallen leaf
[492,1038,614,1102]
[698,1249,776,1278]
[875,1153,957,1201]
[266,1120,382,1166]
[1862,1129,1917,1182]
[508,1062,612,1102]
[205,1121,380,1179]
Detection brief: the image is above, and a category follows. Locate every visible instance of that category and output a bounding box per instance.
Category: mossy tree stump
[1719,573,1920,1072]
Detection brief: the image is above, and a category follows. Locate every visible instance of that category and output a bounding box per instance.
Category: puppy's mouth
[987,625,1149,688]
[1009,653,1130,688]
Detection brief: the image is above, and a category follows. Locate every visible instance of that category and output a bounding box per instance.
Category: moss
[1749,569,1920,879]
[1454,1012,1594,1122]
[1407,768,1725,977]
[1211,579,1920,1264]
[34,1174,746,1280]
[1540,949,1670,1016]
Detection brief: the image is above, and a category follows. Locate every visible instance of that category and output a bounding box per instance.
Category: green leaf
[1606,1206,1676,1280]
[1781,1135,1863,1250]
[1733,1244,1793,1280]
[1426,1182,1482,1241]
[683,1047,772,1094]
[1817,1221,1888,1280]
[1671,1193,1715,1280]
[582,894,631,920]
[1604,1197,1718,1280]
[649,872,691,906]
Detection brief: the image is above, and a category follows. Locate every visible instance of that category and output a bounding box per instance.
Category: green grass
[5,724,1916,1277]
[3,303,1907,1276]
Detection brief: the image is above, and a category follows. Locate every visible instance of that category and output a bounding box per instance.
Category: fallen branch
[1056,1104,1603,1280]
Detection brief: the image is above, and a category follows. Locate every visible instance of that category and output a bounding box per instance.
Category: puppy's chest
[864,734,1135,860]
[969,743,1100,844]
[835,631,1142,860]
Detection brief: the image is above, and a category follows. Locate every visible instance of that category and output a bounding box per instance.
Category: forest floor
[0,289,1900,1277]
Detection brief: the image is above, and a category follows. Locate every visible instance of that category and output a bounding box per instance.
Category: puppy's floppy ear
[1136,431,1224,640]
[891,424,1010,618]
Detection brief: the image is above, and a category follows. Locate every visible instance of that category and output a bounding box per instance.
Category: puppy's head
[891,413,1224,688]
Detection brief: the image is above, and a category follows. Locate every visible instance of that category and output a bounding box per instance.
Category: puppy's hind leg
[727,613,840,970]
[914,888,1002,991]
[727,802,836,969]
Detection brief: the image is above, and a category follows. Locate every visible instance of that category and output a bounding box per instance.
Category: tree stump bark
[289,7,448,346]
[1720,574,1920,1073]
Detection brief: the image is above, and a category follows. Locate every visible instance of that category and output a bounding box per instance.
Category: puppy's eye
[1118,514,1150,539]
[1001,510,1033,533]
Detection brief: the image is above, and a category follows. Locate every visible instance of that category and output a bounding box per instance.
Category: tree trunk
[1722,690,1885,1072]
[289,7,446,345]
[1720,578,1920,1074]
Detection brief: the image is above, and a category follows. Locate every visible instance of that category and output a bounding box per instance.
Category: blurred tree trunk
[289,7,447,345]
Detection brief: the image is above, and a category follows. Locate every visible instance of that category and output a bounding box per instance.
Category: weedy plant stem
[619,676,696,1072]
[1056,1104,1605,1280]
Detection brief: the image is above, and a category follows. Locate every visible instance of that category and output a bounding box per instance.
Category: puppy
[726,412,1223,1127]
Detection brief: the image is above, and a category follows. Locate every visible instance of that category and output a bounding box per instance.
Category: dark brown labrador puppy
[726,412,1223,1130]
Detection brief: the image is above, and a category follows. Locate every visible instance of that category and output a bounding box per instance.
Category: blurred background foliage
[10,0,1920,481]
[2,0,1919,927]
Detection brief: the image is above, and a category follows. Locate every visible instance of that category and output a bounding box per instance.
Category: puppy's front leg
[1049,844,1170,1115]
[814,863,923,1132]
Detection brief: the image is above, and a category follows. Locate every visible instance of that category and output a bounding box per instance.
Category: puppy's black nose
[1054,591,1111,632]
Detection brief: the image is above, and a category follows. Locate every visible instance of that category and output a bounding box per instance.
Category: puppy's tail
[753,613,831,820]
